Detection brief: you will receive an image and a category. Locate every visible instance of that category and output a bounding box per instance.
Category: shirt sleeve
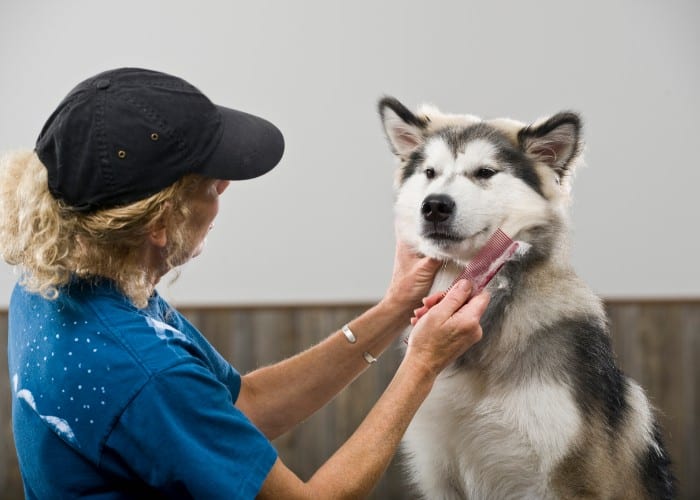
[101,360,277,499]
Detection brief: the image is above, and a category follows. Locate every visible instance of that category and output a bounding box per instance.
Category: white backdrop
[1,0,698,307]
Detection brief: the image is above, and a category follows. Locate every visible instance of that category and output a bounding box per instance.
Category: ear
[518,112,582,176]
[148,202,171,248]
[149,226,167,248]
[378,96,429,159]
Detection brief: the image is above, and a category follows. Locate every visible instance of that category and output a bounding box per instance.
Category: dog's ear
[518,112,582,177]
[378,96,429,159]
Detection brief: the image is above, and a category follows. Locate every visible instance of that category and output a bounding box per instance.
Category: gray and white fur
[378,97,675,500]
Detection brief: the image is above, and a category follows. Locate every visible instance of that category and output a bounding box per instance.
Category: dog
[378,97,675,499]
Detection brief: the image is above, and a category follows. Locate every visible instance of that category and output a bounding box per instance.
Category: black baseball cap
[35,67,284,212]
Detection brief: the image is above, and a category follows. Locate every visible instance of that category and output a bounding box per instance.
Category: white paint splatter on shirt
[146,317,187,342]
[16,383,77,444]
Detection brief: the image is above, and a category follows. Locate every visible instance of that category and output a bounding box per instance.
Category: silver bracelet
[362,351,377,364]
[342,324,377,364]
[341,324,357,344]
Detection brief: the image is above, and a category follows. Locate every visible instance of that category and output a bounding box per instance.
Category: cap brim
[202,105,284,181]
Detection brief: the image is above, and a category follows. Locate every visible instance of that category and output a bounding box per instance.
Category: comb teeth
[460,229,513,280]
[448,228,519,295]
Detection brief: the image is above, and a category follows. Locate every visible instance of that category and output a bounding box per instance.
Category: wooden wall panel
[1,301,698,499]
[0,310,22,499]
[607,302,700,500]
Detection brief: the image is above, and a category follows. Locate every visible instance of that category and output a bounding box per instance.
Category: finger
[470,289,491,315]
[395,237,421,258]
[411,256,441,286]
[421,256,442,273]
[430,279,473,321]
[394,236,440,269]
[412,305,429,323]
[422,291,445,307]
[413,305,428,317]
[413,291,444,323]
[452,289,491,322]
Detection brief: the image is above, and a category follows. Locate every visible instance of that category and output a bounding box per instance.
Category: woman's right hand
[404,279,490,376]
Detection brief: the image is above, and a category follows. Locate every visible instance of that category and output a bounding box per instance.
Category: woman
[1,67,489,498]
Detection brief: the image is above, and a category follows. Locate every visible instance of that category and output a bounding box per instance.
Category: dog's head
[379,96,583,264]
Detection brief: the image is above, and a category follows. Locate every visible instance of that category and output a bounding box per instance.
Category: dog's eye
[425,167,436,179]
[475,167,498,179]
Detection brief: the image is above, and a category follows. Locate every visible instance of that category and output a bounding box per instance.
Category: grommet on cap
[117,150,126,159]
[95,78,110,90]
[150,133,159,141]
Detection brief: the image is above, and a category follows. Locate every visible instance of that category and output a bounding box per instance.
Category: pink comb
[446,228,519,297]
[409,229,519,329]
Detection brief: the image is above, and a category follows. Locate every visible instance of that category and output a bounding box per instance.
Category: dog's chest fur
[402,260,600,499]
[404,368,580,499]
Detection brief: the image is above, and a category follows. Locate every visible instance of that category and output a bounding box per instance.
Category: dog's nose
[421,194,455,223]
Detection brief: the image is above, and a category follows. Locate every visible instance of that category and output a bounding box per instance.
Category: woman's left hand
[383,238,442,315]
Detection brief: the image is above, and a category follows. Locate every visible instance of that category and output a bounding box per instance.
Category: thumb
[430,279,473,321]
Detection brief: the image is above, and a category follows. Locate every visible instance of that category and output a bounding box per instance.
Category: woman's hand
[405,279,489,376]
[383,238,442,316]
[410,289,445,325]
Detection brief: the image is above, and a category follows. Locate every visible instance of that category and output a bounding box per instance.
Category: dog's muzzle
[421,194,463,244]
[421,194,455,223]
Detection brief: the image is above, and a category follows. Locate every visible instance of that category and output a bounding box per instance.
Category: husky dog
[378,97,675,500]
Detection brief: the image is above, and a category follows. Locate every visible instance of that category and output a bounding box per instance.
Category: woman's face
[168,179,230,267]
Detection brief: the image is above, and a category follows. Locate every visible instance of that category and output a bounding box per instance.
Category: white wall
[1,0,698,307]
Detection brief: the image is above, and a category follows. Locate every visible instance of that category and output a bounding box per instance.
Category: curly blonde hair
[0,150,207,308]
